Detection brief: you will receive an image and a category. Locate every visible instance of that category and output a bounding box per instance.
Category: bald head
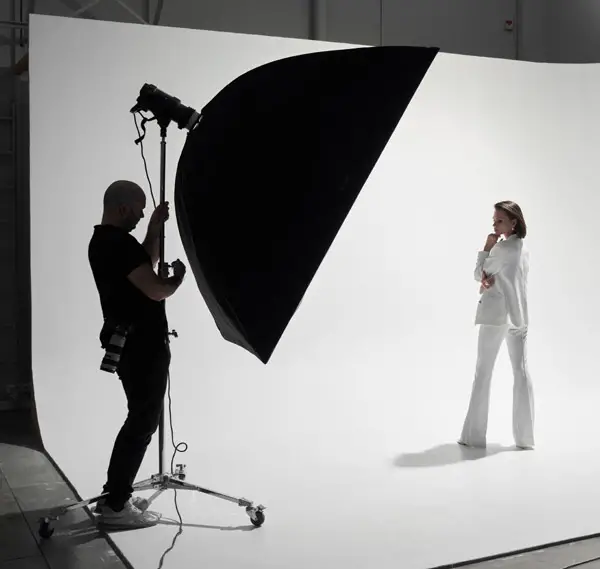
[101,180,146,232]
[103,180,145,209]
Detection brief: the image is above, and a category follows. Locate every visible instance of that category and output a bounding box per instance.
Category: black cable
[133,111,187,532]
[133,112,156,209]
[167,368,187,529]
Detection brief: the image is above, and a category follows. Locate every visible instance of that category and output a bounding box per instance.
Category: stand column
[158,123,168,474]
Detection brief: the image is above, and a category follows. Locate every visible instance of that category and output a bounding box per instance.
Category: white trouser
[460,324,535,448]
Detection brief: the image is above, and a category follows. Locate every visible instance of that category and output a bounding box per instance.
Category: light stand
[157,118,168,477]
[37,86,265,540]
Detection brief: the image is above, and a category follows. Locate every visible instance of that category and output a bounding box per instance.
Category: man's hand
[148,202,170,236]
[171,259,187,280]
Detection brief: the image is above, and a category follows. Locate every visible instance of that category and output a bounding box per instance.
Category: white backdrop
[29,13,600,569]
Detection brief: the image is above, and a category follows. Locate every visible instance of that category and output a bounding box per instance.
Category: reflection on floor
[1,408,600,569]
[0,409,129,569]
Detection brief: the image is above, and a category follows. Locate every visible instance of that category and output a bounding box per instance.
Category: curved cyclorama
[29,12,600,569]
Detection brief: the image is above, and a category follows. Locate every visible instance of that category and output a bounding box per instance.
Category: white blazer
[474,235,529,329]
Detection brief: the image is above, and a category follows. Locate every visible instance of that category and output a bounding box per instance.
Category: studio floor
[0,410,129,569]
[5,385,600,569]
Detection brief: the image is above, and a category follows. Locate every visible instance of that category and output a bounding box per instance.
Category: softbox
[174,45,439,364]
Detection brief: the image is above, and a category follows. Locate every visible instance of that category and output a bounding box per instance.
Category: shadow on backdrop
[393,443,515,468]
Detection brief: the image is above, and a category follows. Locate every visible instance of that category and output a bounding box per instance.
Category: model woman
[458,201,534,450]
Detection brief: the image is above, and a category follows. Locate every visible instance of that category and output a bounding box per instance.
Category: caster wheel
[247,507,265,528]
[39,520,54,539]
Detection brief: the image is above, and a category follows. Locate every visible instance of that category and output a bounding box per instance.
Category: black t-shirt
[88,224,166,342]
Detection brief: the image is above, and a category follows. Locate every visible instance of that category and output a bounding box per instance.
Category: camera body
[100,320,130,374]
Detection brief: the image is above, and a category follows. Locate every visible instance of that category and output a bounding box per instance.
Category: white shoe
[457,439,486,449]
[97,499,161,529]
[94,496,147,515]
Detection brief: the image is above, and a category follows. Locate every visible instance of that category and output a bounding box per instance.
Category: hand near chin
[484,233,499,252]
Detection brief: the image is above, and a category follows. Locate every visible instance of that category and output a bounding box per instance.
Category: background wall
[6,0,600,65]
[2,0,600,411]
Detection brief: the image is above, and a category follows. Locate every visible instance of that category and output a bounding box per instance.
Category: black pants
[102,333,171,510]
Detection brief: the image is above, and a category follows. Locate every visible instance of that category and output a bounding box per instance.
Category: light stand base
[131,465,266,525]
[37,465,266,539]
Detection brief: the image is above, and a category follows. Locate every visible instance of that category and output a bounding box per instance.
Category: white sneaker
[98,499,162,529]
[457,439,486,449]
[94,496,148,515]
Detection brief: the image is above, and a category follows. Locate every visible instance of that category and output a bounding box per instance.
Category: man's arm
[127,262,183,302]
[144,202,171,268]
[143,226,160,268]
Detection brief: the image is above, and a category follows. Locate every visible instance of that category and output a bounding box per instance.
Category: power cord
[133,112,188,532]
[133,111,156,209]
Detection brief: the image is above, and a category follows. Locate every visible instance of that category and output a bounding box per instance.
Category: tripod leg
[163,477,266,527]
[38,491,111,539]
[131,489,166,512]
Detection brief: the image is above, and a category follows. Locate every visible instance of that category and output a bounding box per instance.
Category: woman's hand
[480,271,495,292]
[484,233,499,252]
